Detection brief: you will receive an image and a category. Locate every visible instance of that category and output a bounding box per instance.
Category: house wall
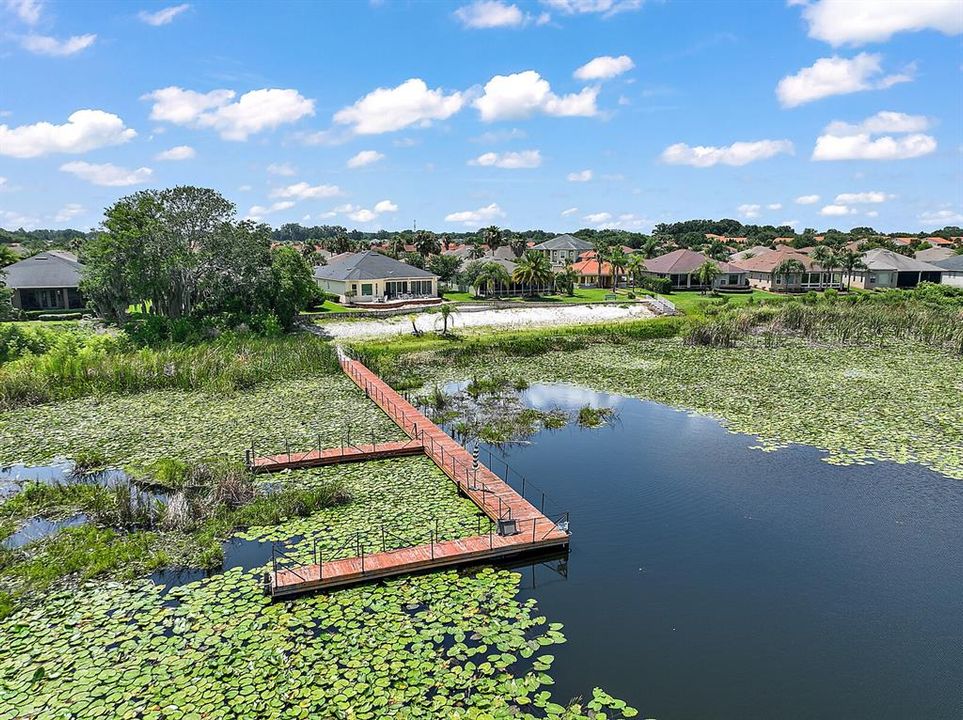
[12,287,84,310]
[319,277,438,304]
[846,271,898,290]
[645,271,747,290]
[941,271,963,288]
[748,271,841,292]
[537,248,584,266]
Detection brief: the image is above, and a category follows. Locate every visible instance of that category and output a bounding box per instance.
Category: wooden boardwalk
[248,440,424,473]
[267,355,569,597]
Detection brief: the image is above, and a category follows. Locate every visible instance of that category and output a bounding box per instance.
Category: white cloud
[374,200,398,213]
[139,4,190,26]
[143,86,315,140]
[812,111,936,161]
[445,202,506,225]
[776,53,914,108]
[919,208,963,227]
[0,177,6,190]
[819,204,856,216]
[795,194,821,205]
[238,184,252,191]
[470,150,542,168]
[270,182,342,200]
[0,110,136,158]
[346,149,385,168]
[561,207,579,216]
[53,203,84,222]
[267,162,296,176]
[566,169,592,182]
[864,210,878,218]
[573,55,634,81]
[660,139,793,167]
[0,209,39,230]
[584,211,612,223]
[60,161,152,187]
[334,78,464,135]
[738,203,761,219]
[454,1,526,28]
[473,70,599,121]
[834,191,892,203]
[21,34,96,57]
[349,208,377,223]
[797,0,963,46]
[5,0,42,24]
[247,201,296,218]
[155,145,195,161]
[542,0,643,17]
[767,203,783,210]
[470,128,527,143]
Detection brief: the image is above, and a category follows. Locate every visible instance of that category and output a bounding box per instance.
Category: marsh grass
[577,406,616,428]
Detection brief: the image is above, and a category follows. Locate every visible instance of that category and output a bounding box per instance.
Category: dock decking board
[250,440,424,473]
[267,356,569,597]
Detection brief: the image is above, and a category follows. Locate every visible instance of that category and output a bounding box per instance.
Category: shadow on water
[466,382,963,720]
[2,514,89,549]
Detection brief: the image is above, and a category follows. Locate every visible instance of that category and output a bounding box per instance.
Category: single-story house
[571,257,614,288]
[915,246,956,263]
[314,251,439,305]
[2,250,85,310]
[729,245,774,262]
[844,248,943,290]
[643,249,747,290]
[531,234,594,267]
[734,248,841,292]
[931,254,963,288]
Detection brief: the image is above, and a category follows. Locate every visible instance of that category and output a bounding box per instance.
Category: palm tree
[626,254,646,291]
[468,239,486,260]
[607,247,629,290]
[555,263,578,296]
[592,239,611,288]
[772,258,806,291]
[437,303,456,334]
[811,245,841,288]
[414,230,440,259]
[483,226,503,253]
[388,235,406,257]
[836,249,865,290]
[640,237,660,259]
[512,250,554,295]
[695,260,722,294]
[510,235,528,258]
[474,262,511,297]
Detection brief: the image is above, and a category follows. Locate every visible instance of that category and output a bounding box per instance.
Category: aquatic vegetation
[576,406,616,428]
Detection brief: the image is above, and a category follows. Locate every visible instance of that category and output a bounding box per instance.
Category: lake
[474,383,963,720]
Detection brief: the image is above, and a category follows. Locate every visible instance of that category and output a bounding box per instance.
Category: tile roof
[915,247,955,262]
[532,234,594,251]
[572,258,612,275]
[313,251,437,282]
[2,250,84,289]
[731,248,821,273]
[931,254,963,272]
[644,248,742,275]
[860,248,943,272]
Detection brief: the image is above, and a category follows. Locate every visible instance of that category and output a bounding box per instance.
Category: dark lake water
[476,383,963,720]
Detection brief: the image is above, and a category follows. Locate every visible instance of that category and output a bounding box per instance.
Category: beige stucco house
[314,251,439,305]
[844,249,943,290]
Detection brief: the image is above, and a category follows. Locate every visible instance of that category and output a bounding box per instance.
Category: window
[360,283,373,296]
[728,274,739,286]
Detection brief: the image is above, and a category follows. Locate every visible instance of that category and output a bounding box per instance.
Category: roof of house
[924,236,954,246]
[2,250,84,289]
[729,245,773,261]
[571,258,612,276]
[443,244,516,262]
[860,248,943,272]
[931,254,963,272]
[915,246,956,262]
[644,248,742,275]
[731,248,821,273]
[532,234,593,251]
[313,251,437,282]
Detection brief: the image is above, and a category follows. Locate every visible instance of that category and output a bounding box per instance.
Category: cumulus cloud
[60,161,152,187]
[374,200,398,213]
[155,145,195,161]
[819,204,856,216]
[270,182,342,200]
[21,34,96,56]
[566,169,592,182]
[346,150,385,168]
[660,139,793,167]
[247,201,295,219]
[561,207,579,216]
[0,209,40,230]
[776,53,914,108]
[583,211,612,223]
[53,203,84,222]
[267,162,296,176]
[138,4,190,26]
[5,0,42,24]
[143,86,315,140]
[473,70,599,121]
[767,203,783,210]
[795,194,821,205]
[919,208,963,227]
[834,191,893,203]
[348,208,376,223]
[334,78,464,135]
[0,110,136,158]
[542,0,644,17]
[454,1,526,28]
[573,55,634,81]
[812,111,936,161]
[796,0,962,46]
[470,150,542,168]
[445,202,506,225]
[738,203,761,219]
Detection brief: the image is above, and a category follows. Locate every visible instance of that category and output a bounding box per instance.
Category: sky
[0,0,961,235]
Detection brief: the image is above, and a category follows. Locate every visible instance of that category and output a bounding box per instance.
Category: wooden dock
[266,355,570,597]
[248,440,424,473]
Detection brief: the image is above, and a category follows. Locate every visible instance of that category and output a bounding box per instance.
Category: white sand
[314,303,656,339]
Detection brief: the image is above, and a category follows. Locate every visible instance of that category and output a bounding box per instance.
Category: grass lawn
[304,300,358,313]
[662,289,782,318]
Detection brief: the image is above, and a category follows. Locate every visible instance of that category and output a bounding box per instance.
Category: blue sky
[0,0,961,234]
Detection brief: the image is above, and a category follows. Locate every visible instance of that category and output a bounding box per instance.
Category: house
[571,257,614,288]
[729,245,773,262]
[844,248,943,290]
[2,250,85,310]
[924,236,954,247]
[531,234,594,267]
[643,249,747,290]
[313,251,439,305]
[915,246,956,263]
[931,254,963,288]
[734,248,841,292]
